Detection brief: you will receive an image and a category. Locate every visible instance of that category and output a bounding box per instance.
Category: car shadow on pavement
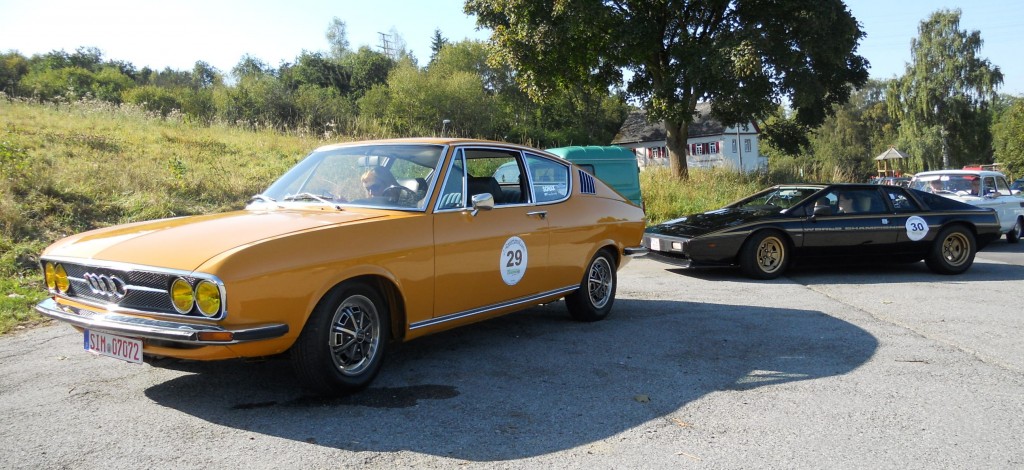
[144,299,876,461]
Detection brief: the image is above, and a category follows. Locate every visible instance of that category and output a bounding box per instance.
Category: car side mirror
[813,205,833,217]
[469,193,495,216]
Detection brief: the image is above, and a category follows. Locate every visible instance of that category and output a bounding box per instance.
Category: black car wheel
[740,230,790,280]
[291,282,390,395]
[566,249,617,322]
[925,226,976,274]
[1006,217,1023,244]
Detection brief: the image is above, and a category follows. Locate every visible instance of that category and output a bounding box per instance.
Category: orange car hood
[44,209,386,271]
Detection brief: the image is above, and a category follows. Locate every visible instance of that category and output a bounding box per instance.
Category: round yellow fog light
[44,263,56,291]
[195,281,221,317]
[54,264,70,293]
[170,278,194,314]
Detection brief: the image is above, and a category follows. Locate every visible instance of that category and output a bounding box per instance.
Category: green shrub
[123,85,182,116]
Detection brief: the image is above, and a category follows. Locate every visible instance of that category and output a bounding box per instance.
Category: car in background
[643,184,1001,279]
[546,146,643,208]
[1011,178,1024,193]
[909,170,1024,242]
[869,176,911,187]
[36,138,647,394]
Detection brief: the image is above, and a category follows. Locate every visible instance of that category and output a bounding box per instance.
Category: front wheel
[925,226,976,274]
[566,250,617,322]
[291,282,390,395]
[1006,217,1023,244]
[740,230,790,279]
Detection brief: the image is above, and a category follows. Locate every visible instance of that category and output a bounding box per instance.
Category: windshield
[909,174,977,195]
[730,186,822,211]
[253,144,445,211]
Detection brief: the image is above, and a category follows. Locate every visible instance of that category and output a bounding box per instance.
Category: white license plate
[84,329,143,364]
[650,237,661,251]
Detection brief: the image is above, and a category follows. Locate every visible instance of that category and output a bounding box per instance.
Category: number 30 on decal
[905,216,929,242]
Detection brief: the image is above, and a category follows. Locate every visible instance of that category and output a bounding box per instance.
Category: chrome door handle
[527,211,547,219]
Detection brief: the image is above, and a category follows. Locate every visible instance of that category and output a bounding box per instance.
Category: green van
[546,146,643,208]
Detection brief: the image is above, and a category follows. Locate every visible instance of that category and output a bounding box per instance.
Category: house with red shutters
[611,103,766,173]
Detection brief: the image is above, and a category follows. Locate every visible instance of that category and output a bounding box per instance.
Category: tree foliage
[467,0,869,179]
[429,29,450,65]
[887,9,1002,170]
[992,96,1024,177]
[325,17,351,59]
[807,80,898,179]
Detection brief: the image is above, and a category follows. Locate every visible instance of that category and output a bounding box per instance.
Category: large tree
[466,0,869,178]
[887,9,1002,170]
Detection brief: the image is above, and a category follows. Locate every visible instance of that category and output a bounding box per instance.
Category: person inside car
[811,197,832,215]
[361,166,398,198]
[837,193,855,214]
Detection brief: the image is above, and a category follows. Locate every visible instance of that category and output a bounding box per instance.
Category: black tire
[1006,217,1023,244]
[290,282,390,395]
[740,230,790,279]
[566,249,617,322]
[925,226,976,275]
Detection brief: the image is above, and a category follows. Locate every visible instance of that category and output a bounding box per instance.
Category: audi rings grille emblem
[83,273,128,299]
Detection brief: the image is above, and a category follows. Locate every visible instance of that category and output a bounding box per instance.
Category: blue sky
[0,0,1020,95]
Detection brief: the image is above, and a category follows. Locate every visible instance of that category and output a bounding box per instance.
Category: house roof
[612,103,748,145]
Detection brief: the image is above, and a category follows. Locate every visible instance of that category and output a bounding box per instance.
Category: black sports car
[643,184,1002,279]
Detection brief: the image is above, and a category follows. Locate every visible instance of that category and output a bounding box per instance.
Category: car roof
[913,169,1007,178]
[772,183,890,190]
[312,138,557,156]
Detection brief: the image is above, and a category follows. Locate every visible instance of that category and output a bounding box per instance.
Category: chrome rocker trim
[409,285,578,331]
[35,298,288,345]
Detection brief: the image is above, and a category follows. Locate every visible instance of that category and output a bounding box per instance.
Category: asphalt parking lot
[2,243,1023,469]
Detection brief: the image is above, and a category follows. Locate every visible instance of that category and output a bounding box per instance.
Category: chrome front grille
[49,261,221,319]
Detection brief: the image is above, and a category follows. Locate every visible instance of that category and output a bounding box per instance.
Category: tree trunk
[664,119,690,180]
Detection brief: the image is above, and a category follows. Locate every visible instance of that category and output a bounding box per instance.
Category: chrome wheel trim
[328,295,380,376]
[941,232,971,267]
[587,256,613,309]
[756,236,786,274]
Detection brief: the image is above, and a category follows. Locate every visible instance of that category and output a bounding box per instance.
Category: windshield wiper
[250,194,277,204]
[248,194,283,208]
[282,192,343,210]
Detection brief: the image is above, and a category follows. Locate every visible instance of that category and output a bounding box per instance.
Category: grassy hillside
[0,97,783,333]
[0,98,328,333]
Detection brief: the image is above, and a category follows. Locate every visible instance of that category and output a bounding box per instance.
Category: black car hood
[646,206,784,238]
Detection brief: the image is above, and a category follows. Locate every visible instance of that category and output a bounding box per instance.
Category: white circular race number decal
[905,216,929,241]
[500,236,528,285]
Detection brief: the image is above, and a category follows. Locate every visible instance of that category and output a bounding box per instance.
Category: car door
[972,176,1022,233]
[879,186,937,256]
[431,147,550,318]
[800,187,898,258]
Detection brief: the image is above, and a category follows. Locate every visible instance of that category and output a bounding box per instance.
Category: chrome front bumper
[35,298,288,345]
[624,245,649,256]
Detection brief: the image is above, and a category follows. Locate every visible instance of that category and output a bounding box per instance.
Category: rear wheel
[740,230,790,279]
[291,282,390,395]
[566,250,617,322]
[925,226,976,274]
[1006,217,1023,244]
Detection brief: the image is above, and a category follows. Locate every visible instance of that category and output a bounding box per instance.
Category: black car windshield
[730,187,822,210]
[253,144,445,211]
